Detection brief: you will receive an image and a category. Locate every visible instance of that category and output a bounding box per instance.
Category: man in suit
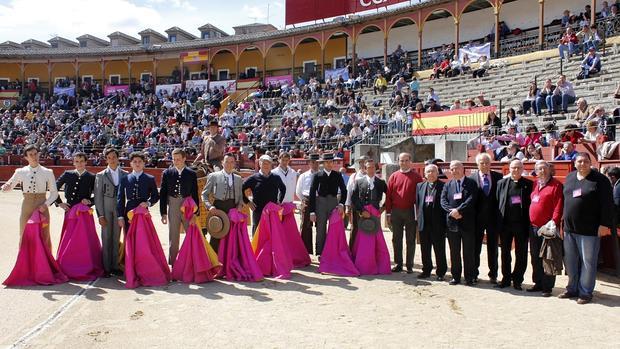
[160,148,199,265]
[242,155,286,234]
[345,156,368,246]
[416,164,448,281]
[295,153,320,254]
[309,153,347,255]
[202,153,244,251]
[55,152,96,210]
[94,148,127,277]
[351,159,386,221]
[117,152,160,230]
[496,159,533,290]
[440,160,478,286]
[468,152,502,284]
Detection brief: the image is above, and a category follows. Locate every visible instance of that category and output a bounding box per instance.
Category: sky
[0,0,287,43]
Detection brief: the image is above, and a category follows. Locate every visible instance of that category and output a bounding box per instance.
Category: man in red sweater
[528,161,563,297]
[385,153,423,273]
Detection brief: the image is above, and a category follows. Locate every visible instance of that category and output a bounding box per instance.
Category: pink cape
[318,209,360,276]
[124,206,171,289]
[281,203,311,268]
[171,198,222,283]
[217,209,263,282]
[351,205,391,275]
[56,203,104,281]
[251,202,293,279]
[3,211,68,286]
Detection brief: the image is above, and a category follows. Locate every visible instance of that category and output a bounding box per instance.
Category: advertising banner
[155,83,182,96]
[103,85,129,96]
[459,43,492,63]
[209,80,237,94]
[324,67,349,81]
[264,75,293,86]
[285,0,411,25]
[185,79,209,91]
[53,86,75,97]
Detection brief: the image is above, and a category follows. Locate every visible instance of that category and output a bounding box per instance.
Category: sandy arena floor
[0,190,618,348]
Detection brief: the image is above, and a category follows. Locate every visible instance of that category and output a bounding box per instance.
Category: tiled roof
[197,23,229,36]
[0,0,448,59]
[20,38,51,48]
[48,36,79,47]
[107,31,140,44]
[138,28,167,42]
[165,26,197,40]
[76,34,110,46]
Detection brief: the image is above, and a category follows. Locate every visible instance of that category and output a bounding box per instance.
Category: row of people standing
[429,154,612,304]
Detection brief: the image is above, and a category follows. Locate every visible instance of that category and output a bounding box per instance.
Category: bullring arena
[1,0,620,348]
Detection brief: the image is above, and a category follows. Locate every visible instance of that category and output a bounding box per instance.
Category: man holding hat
[194,120,227,170]
[309,153,347,255]
[242,154,286,234]
[345,155,369,247]
[296,153,320,254]
[202,153,244,251]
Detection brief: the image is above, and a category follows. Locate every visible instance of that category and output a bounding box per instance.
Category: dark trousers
[211,199,236,253]
[252,206,263,237]
[349,209,359,249]
[530,226,556,292]
[391,208,416,268]
[500,226,529,285]
[300,199,314,254]
[474,224,499,279]
[447,228,476,282]
[420,228,447,276]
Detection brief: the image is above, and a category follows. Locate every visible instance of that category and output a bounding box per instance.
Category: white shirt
[296,169,317,199]
[273,166,298,203]
[345,170,366,206]
[366,175,375,190]
[107,166,120,186]
[223,170,234,186]
[131,171,143,179]
[6,165,59,206]
[175,166,186,175]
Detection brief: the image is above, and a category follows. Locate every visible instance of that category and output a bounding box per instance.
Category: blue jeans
[583,40,600,53]
[563,231,600,299]
[558,43,576,59]
[535,96,547,114]
[546,93,575,113]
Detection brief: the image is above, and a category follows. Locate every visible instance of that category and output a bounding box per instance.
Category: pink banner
[285,0,411,25]
[264,75,293,86]
[104,85,129,96]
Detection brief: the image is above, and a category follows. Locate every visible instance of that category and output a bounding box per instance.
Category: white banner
[209,80,236,94]
[155,83,182,96]
[324,67,349,81]
[185,79,210,91]
[458,43,491,63]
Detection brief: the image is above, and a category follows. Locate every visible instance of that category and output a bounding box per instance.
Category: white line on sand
[10,279,98,349]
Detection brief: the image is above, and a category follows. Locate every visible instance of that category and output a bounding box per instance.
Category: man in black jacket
[496,159,533,290]
[351,159,386,220]
[468,153,502,284]
[55,152,95,210]
[440,160,478,286]
[416,164,447,280]
[242,155,286,235]
[309,153,347,255]
[160,148,199,265]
